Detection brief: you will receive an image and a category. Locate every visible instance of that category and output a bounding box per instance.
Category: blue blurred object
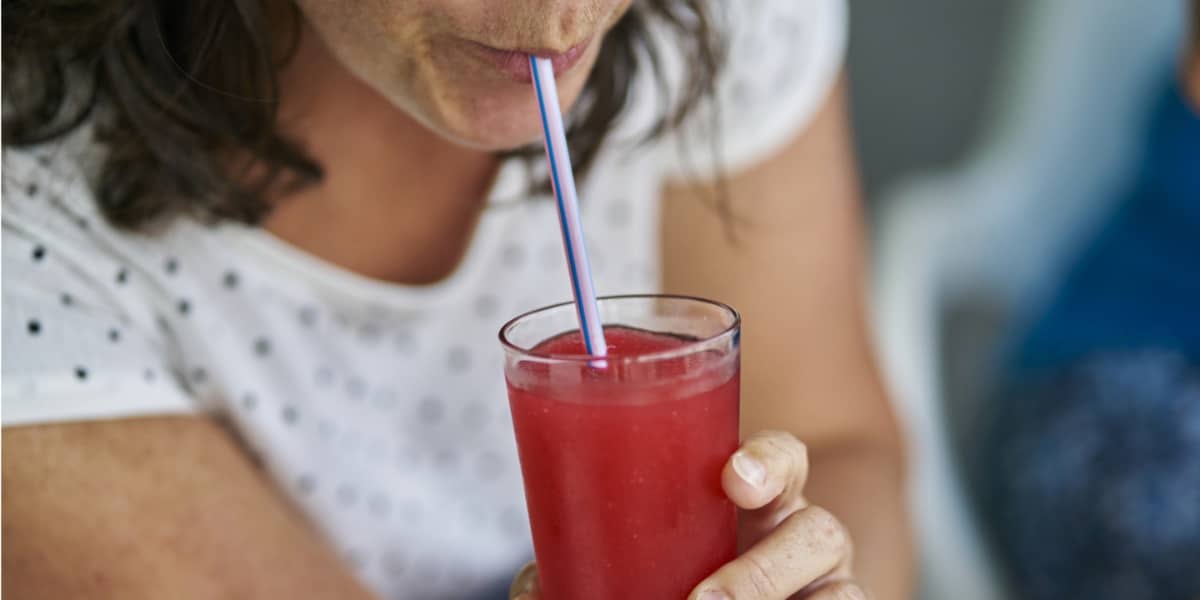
[979,350,1200,600]
[977,74,1200,600]
[1015,76,1200,371]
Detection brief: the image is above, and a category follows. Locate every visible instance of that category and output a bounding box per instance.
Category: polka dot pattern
[381,549,407,579]
[357,322,383,344]
[297,474,316,494]
[394,330,417,354]
[368,493,392,517]
[314,366,335,387]
[1,130,635,599]
[190,367,208,385]
[500,243,526,268]
[434,449,460,471]
[474,294,499,318]
[418,396,444,424]
[346,376,368,400]
[447,346,471,372]
[606,199,632,228]
[336,484,359,507]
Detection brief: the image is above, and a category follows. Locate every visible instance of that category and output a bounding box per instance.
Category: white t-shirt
[1,1,845,598]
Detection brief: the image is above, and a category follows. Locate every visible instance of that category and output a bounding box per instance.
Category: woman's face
[293,0,634,150]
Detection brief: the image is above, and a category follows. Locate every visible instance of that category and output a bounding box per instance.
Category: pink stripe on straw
[528,55,608,358]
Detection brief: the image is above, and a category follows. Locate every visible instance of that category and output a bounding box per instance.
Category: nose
[526,0,607,52]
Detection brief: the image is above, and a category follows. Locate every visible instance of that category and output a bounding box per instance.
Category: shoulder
[3,138,199,426]
[4,127,110,238]
[3,138,148,300]
[652,0,849,178]
[2,131,201,336]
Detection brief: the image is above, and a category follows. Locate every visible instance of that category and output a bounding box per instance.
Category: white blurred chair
[869,1,1187,599]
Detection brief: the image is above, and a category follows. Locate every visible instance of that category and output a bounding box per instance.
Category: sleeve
[2,149,199,427]
[657,0,849,179]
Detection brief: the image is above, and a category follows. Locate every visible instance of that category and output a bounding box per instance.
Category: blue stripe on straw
[529,55,599,356]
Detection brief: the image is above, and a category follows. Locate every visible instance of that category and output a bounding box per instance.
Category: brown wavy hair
[2,1,723,229]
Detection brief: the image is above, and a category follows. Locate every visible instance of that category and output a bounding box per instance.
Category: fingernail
[699,590,731,600]
[732,451,767,488]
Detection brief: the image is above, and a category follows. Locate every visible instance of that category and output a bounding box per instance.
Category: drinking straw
[528,55,608,358]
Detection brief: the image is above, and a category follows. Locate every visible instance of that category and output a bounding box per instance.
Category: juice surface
[507,326,739,599]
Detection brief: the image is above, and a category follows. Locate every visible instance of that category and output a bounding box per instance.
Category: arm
[2,416,377,599]
[661,79,914,599]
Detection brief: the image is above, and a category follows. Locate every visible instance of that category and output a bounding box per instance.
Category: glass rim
[498,293,741,365]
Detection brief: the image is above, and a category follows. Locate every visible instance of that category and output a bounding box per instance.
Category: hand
[509,431,864,599]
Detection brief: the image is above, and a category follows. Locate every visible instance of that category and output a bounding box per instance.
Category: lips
[468,38,593,83]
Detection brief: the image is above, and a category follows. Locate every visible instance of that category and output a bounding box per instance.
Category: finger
[802,580,869,600]
[508,561,541,599]
[690,505,853,600]
[723,430,809,511]
[725,432,811,548]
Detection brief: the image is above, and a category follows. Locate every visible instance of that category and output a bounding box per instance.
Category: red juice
[506,325,740,599]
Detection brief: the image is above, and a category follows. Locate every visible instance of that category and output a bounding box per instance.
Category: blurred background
[852,0,1195,598]
[848,0,1013,202]
[848,3,1014,594]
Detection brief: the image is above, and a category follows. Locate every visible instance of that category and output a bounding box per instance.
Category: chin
[431,102,547,151]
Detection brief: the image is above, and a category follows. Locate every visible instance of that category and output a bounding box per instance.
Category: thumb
[509,561,541,599]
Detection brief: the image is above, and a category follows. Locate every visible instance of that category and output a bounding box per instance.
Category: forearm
[805,443,914,600]
[2,418,378,599]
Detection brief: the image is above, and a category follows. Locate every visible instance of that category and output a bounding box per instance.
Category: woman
[2,1,911,598]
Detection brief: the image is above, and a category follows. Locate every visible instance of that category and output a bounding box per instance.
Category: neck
[263,27,498,285]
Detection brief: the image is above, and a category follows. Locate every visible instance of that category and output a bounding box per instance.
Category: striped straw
[529,55,608,358]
